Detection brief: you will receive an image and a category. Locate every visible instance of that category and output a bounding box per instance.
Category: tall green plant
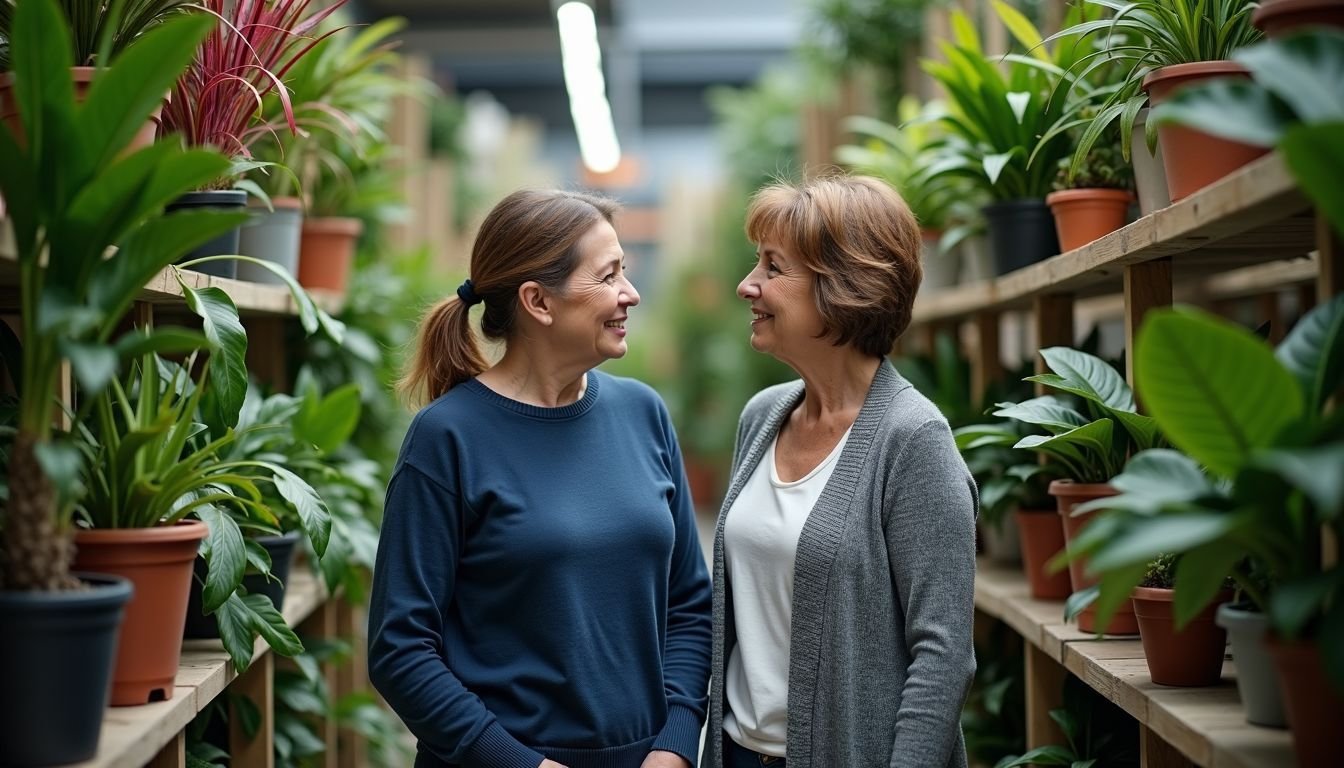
[0,0,193,71]
[0,0,240,591]
[920,0,1098,201]
[1061,299,1344,688]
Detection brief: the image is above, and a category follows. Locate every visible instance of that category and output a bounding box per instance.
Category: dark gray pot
[1217,603,1287,727]
[982,198,1059,275]
[166,190,247,279]
[183,530,301,639]
[237,198,303,285]
[0,573,132,766]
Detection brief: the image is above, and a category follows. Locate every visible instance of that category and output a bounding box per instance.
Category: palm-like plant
[0,0,193,70]
[1045,0,1262,175]
[0,2,239,591]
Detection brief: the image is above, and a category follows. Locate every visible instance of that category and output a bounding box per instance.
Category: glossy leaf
[1252,444,1344,521]
[1136,307,1302,478]
[1282,122,1344,240]
[1174,540,1243,626]
[198,506,245,614]
[1031,347,1134,412]
[1276,293,1344,413]
[179,282,248,431]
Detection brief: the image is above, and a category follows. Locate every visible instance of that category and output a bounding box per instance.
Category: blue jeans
[723,734,785,767]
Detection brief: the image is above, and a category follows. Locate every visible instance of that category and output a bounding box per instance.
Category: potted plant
[1046,133,1135,253]
[994,676,1139,768]
[1060,300,1344,765]
[1253,0,1344,38]
[836,97,980,289]
[1047,0,1265,202]
[992,347,1165,633]
[1131,553,1234,687]
[0,3,236,762]
[158,0,347,279]
[0,0,191,148]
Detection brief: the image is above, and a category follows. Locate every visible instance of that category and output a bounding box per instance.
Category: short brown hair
[399,189,620,406]
[744,175,922,357]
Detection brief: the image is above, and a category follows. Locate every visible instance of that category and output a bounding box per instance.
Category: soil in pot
[1132,586,1232,686]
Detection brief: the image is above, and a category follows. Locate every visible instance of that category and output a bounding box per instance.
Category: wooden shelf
[72,569,329,768]
[975,561,1295,768]
[914,153,1316,325]
[0,250,344,318]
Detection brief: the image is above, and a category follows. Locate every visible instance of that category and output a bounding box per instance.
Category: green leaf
[34,440,85,505]
[113,327,210,360]
[1033,347,1134,411]
[179,282,248,431]
[11,0,77,171]
[261,462,331,557]
[1282,122,1344,240]
[1173,540,1242,628]
[1015,419,1118,483]
[242,592,304,657]
[1276,293,1344,414]
[1136,307,1302,478]
[1064,585,1099,623]
[992,397,1089,433]
[61,342,120,397]
[1108,449,1213,503]
[77,13,215,170]
[1151,80,1290,147]
[996,745,1077,767]
[1089,513,1237,573]
[198,507,246,614]
[244,538,273,577]
[1252,444,1344,521]
[215,592,260,673]
[1235,31,1344,124]
[294,384,362,455]
[1093,562,1147,633]
[234,691,262,739]
[1270,572,1337,640]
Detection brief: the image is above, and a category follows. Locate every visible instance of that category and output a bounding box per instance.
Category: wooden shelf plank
[977,562,1295,768]
[913,153,1315,325]
[72,569,329,768]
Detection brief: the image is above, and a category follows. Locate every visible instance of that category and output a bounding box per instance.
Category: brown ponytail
[399,188,620,408]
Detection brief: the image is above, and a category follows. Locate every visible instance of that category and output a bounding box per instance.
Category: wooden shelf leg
[336,600,367,768]
[1140,724,1196,768]
[145,731,185,768]
[230,652,275,768]
[1319,210,1343,302]
[1025,643,1066,750]
[971,310,1003,406]
[1124,259,1173,393]
[300,599,341,768]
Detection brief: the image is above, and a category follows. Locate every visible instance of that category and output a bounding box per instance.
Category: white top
[721,427,851,756]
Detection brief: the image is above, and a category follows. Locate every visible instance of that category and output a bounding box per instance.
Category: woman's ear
[517,281,554,327]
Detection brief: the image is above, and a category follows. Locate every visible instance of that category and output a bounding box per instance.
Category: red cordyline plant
[158,0,347,170]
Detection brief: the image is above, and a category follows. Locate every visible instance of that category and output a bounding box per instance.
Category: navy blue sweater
[368,371,713,768]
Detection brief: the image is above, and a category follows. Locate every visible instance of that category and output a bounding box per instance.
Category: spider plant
[0,0,193,71]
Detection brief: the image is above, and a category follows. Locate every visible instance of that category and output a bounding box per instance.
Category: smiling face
[550,219,640,367]
[737,236,826,368]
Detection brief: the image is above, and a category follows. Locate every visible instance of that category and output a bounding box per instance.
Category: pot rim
[1143,60,1251,92]
[1048,479,1118,497]
[1046,188,1136,205]
[303,216,363,236]
[73,517,208,543]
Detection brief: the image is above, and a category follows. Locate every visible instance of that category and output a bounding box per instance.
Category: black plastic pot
[982,198,1060,275]
[184,530,300,639]
[0,572,132,766]
[165,190,247,279]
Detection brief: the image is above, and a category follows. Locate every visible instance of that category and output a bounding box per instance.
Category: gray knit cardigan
[700,361,978,768]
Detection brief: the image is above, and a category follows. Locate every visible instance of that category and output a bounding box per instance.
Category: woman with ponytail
[369,189,712,768]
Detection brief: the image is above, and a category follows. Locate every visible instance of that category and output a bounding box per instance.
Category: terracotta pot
[1267,636,1344,768]
[1143,62,1270,201]
[72,520,208,706]
[1046,188,1136,252]
[0,67,161,151]
[1131,587,1232,686]
[297,216,363,293]
[1014,508,1072,600]
[1050,480,1139,634]
[1253,0,1344,38]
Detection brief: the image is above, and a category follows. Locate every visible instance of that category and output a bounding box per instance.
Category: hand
[641,750,691,768]
[539,760,570,768]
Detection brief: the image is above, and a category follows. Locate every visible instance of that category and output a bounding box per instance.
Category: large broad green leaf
[1109,409,1164,451]
[179,282,248,431]
[1015,418,1118,483]
[1030,347,1134,412]
[1151,80,1291,147]
[113,327,211,361]
[992,396,1089,434]
[1075,449,1213,516]
[1252,443,1344,521]
[11,0,78,189]
[1136,308,1303,478]
[1088,513,1238,573]
[197,506,246,614]
[1276,294,1344,413]
[294,384,362,455]
[1270,571,1338,640]
[1235,31,1344,125]
[1093,562,1147,634]
[1174,540,1244,627]
[77,13,216,173]
[242,592,304,658]
[1282,122,1344,240]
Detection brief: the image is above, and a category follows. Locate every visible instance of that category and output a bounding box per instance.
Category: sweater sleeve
[883,420,978,768]
[367,462,545,768]
[650,410,714,765]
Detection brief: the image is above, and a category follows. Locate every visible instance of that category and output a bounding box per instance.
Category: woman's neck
[477,343,589,408]
[792,350,881,426]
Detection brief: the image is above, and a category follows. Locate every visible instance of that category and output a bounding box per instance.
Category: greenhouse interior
[0,0,1341,767]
